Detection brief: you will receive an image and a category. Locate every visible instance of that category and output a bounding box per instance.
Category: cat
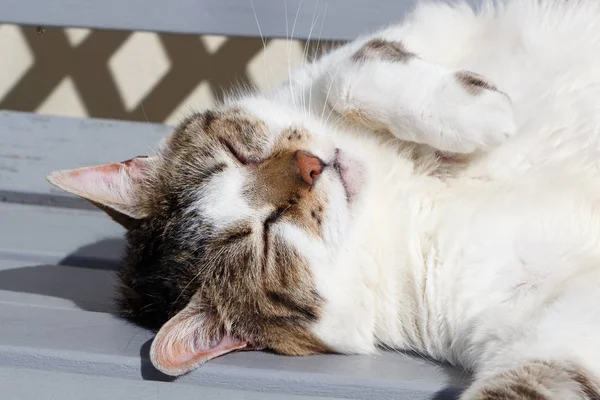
[46,0,600,398]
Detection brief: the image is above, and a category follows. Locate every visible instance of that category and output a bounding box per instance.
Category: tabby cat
[47,0,600,398]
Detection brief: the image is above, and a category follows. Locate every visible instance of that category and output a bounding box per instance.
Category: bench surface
[0,0,424,40]
[0,111,469,399]
[0,0,476,397]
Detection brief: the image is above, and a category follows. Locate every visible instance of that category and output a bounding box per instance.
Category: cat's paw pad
[433,70,516,153]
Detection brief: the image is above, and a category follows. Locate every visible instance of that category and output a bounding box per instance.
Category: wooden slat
[0,367,342,400]
[0,258,115,312]
[0,260,466,399]
[0,203,124,267]
[0,0,419,40]
[1,110,169,209]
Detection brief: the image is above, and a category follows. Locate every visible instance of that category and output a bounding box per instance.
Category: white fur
[207,0,600,394]
[273,0,600,390]
[326,55,516,153]
[198,166,255,230]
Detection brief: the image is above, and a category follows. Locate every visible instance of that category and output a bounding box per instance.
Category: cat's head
[47,97,374,376]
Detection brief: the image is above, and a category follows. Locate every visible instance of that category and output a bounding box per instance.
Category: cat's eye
[221,139,260,165]
[262,207,286,255]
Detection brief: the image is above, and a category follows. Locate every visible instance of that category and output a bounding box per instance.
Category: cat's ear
[46,156,154,225]
[150,299,248,376]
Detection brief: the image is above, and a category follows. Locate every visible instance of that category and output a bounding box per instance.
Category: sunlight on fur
[47,0,600,398]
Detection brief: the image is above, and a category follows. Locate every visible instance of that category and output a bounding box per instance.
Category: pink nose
[295,150,324,186]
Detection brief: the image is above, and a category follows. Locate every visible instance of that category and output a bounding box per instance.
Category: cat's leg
[459,278,600,399]
[461,360,600,400]
[321,38,516,154]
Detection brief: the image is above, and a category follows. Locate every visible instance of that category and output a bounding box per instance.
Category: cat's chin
[333,149,364,203]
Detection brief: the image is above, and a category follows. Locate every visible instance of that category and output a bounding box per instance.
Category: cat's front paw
[323,59,515,154]
[431,70,516,154]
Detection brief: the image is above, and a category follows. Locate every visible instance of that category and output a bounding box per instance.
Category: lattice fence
[0,25,337,124]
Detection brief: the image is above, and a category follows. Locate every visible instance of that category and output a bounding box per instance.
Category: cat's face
[47,97,371,376]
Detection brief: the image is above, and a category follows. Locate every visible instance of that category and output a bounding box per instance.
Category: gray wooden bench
[0,1,472,398]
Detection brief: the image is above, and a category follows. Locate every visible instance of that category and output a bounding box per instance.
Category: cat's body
[47,0,600,398]
[276,0,600,383]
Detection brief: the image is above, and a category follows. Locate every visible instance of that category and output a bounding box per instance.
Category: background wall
[0,25,326,125]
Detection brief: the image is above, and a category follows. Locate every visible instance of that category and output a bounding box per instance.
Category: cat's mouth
[332,149,363,203]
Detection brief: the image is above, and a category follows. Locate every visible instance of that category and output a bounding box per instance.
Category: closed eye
[263,205,290,256]
[265,207,286,226]
[221,139,259,165]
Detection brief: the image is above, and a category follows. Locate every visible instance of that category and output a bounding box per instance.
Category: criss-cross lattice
[0,26,266,123]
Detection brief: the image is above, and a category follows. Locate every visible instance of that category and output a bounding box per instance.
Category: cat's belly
[427,173,600,368]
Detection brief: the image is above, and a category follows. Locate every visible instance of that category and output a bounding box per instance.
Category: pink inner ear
[66,163,123,186]
[170,335,248,366]
[51,156,149,190]
[150,310,249,376]
[121,156,150,180]
[46,156,152,219]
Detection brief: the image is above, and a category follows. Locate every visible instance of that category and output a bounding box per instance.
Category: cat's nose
[295,150,324,186]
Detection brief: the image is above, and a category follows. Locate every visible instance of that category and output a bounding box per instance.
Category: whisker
[320,62,343,122]
[251,0,275,92]
[288,0,303,113]
[313,4,328,61]
[302,0,323,120]
[324,86,347,127]
[300,1,319,118]
[308,3,328,120]
[329,112,347,130]
[140,102,150,123]
[284,0,290,45]
[284,0,296,111]
[283,1,301,113]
